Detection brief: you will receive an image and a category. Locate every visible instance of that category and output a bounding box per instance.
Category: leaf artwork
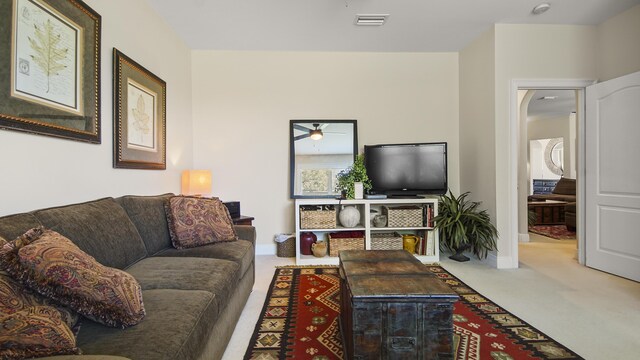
[131,94,151,142]
[28,19,69,93]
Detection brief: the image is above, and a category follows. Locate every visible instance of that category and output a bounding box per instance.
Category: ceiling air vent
[354,14,389,26]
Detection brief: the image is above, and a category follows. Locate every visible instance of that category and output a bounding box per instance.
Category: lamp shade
[181,170,212,196]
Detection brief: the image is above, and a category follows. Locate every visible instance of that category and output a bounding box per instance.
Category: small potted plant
[434,190,498,261]
[335,154,372,199]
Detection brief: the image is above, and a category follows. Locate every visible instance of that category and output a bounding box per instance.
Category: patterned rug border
[245,265,583,359]
[529,225,577,240]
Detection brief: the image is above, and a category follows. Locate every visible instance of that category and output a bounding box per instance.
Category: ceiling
[145,0,640,52]
[527,90,577,119]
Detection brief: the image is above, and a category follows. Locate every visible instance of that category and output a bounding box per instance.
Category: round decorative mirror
[544,138,564,176]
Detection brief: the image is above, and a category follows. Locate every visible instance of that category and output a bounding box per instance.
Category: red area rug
[244,266,583,360]
[529,225,576,240]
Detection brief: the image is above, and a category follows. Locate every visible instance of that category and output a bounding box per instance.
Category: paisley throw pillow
[0,306,80,359]
[0,227,145,328]
[165,196,238,249]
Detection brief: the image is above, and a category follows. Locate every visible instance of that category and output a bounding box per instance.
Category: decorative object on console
[0,0,101,143]
[113,48,166,169]
[327,231,365,256]
[299,232,317,255]
[0,227,146,328]
[402,234,420,254]
[354,182,364,199]
[181,170,212,196]
[373,214,387,227]
[370,232,402,250]
[383,205,423,227]
[338,205,360,228]
[165,196,238,249]
[311,241,327,257]
[335,154,371,199]
[300,205,337,229]
[435,190,498,261]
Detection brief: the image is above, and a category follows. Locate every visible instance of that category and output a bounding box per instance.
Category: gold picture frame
[0,0,101,143]
[113,48,166,170]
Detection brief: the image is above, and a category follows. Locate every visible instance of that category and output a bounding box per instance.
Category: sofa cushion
[0,306,80,359]
[76,289,216,360]
[552,177,576,195]
[116,194,174,256]
[33,198,147,269]
[0,213,42,241]
[234,225,257,245]
[154,239,254,276]
[165,196,237,249]
[126,257,240,313]
[0,228,145,328]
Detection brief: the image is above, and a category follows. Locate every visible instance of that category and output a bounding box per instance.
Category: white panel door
[585,71,640,282]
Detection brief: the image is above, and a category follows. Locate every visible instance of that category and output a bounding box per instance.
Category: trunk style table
[339,250,459,360]
[527,200,568,225]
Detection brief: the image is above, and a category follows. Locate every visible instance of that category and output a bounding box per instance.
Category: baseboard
[496,255,518,269]
[256,243,276,256]
[519,233,530,243]
[486,253,498,268]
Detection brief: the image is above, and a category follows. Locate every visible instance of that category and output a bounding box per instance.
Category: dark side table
[232,215,254,226]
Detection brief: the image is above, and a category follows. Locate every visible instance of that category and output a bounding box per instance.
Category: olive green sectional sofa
[0,194,255,360]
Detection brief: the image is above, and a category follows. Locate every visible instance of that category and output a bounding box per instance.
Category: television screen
[364,142,447,196]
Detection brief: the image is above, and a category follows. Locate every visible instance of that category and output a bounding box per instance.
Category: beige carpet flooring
[222,234,640,359]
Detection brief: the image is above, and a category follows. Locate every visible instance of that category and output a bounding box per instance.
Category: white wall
[191,51,459,251]
[597,5,640,82]
[459,28,496,220]
[528,115,571,144]
[0,0,193,216]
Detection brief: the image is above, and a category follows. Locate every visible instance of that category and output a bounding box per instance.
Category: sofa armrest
[37,356,131,360]
[235,225,256,245]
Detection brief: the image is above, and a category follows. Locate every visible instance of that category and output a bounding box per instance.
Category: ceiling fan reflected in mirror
[293,123,345,141]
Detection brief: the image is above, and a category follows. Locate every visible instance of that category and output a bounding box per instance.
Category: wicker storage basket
[328,232,365,257]
[383,205,424,227]
[370,232,403,250]
[276,237,295,257]
[300,205,337,229]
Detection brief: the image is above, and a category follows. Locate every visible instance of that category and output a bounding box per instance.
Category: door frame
[509,79,595,267]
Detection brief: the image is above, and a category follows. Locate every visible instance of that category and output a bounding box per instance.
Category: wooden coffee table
[338,250,458,359]
[528,200,568,225]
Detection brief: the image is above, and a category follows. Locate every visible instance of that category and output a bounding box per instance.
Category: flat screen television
[364,142,447,196]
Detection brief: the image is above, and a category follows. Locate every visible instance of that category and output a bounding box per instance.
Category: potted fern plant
[434,190,498,262]
[335,154,372,199]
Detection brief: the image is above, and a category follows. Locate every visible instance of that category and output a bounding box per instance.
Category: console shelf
[294,198,439,265]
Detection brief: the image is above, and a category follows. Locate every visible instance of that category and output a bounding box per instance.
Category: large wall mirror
[290,120,358,198]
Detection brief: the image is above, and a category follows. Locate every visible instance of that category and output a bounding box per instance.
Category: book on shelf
[422,204,435,228]
[426,230,435,256]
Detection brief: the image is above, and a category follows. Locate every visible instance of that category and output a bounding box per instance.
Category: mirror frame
[289,119,358,199]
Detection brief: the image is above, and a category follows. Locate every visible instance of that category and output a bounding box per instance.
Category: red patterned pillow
[165,196,238,249]
[0,306,80,359]
[0,227,145,328]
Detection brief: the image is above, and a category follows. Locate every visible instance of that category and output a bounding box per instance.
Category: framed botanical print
[0,0,101,143]
[113,48,166,170]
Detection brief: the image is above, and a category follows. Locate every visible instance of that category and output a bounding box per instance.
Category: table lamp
[181,170,212,197]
